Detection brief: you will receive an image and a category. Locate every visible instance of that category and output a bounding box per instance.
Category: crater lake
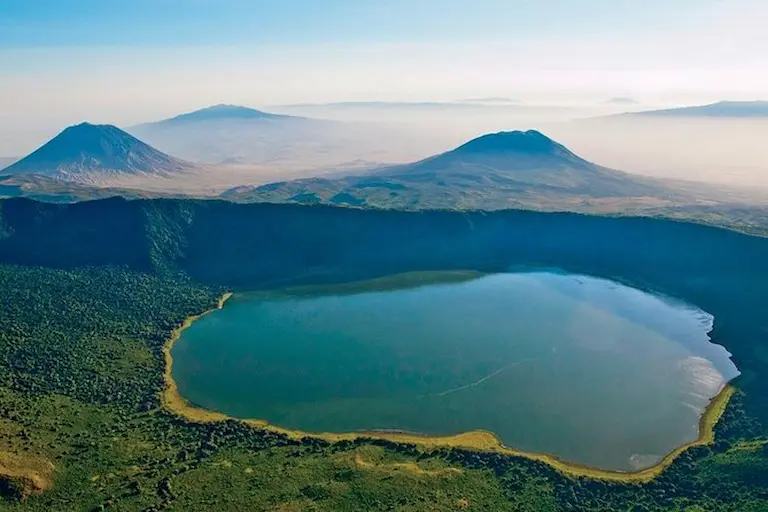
[171,271,739,471]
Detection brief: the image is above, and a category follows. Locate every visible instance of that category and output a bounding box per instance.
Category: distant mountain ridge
[128,104,339,165]
[1,123,195,184]
[140,104,299,126]
[626,100,768,118]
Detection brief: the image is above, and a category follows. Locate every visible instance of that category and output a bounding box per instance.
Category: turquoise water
[172,271,739,471]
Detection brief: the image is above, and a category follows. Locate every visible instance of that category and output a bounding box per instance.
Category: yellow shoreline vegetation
[162,291,736,483]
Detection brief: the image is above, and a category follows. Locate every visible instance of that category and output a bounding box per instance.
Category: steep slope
[0,197,766,288]
[625,100,768,118]
[2,123,196,184]
[0,199,767,422]
[226,130,682,209]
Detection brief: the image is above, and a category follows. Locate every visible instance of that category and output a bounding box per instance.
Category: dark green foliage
[2,198,767,429]
[1,197,768,510]
[0,265,220,411]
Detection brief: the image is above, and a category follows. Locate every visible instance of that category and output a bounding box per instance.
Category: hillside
[1,123,196,184]
[1,196,768,509]
[224,130,688,209]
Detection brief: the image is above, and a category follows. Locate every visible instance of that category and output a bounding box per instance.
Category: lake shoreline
[162,289,736,483]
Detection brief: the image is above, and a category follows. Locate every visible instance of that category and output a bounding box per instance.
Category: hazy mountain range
[0,121,681,209]
[7,99,766,196]
[1,115,766,235]
[128,104,325,165]
[127,104,439,171]
[3,101,768,209]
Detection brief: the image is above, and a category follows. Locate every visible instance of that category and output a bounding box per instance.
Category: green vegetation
[1,197,768,509]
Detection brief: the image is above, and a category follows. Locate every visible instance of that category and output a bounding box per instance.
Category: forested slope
[1,197,768,510]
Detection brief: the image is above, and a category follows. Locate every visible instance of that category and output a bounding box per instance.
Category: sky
[1,0,767,151]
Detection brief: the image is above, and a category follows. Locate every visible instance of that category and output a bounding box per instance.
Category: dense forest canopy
[1,196,767,510]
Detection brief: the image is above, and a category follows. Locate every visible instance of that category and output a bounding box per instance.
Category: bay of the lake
[172,271,739,471]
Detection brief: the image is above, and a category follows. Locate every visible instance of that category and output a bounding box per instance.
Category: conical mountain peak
[2,122,195,183]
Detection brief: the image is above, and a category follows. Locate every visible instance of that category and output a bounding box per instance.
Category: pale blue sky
[0,0,713,47]
[1,0,766,140]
